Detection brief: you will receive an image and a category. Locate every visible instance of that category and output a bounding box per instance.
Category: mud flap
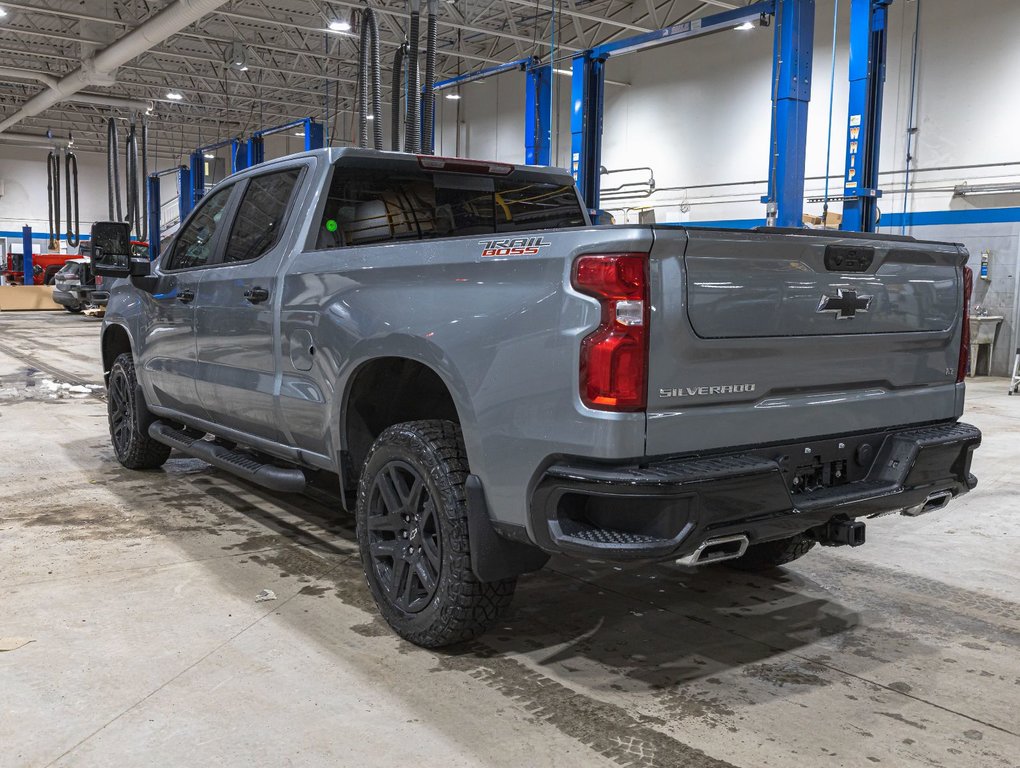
[465,474,549,582]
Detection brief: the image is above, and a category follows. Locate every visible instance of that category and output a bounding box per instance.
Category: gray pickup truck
[90,148,981,647]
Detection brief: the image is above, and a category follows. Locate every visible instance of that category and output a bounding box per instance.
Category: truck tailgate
[645,228,967,457]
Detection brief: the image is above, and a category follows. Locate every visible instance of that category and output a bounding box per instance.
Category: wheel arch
[100,323,134,384]
[339,351,471,489]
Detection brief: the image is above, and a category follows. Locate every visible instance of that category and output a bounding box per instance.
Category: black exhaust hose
[124,123,135,231]
[46,150,59,250]
[140,120,148,242]
[108,118,122,222]
[368,9,383,149]
[358,10,370,148]
[404,0,421,153]
[391,42,405,151]
[422,0,438,154]
[130,120,140,235]
[106,118,114,219]
[65,151,80,248]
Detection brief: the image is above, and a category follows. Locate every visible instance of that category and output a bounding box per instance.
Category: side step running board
[148,421,307,493]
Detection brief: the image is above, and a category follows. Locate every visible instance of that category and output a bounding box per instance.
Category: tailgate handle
[825,245,874,273]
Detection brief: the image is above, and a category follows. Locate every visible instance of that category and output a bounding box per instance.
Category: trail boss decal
[659,383,757,398]
[479,237,552,257]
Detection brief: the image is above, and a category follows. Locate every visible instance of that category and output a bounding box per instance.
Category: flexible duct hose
[65,151,80,248]
[124,122,137,232]
[422,0,438,155]
[368,9,383,149]
[107,118,122,222]
[46,150,60,250]
[358,13,370,147]
[140,120,149,241]
[129,120,140,235]
[391,42,405,151]
[404,1,421,153]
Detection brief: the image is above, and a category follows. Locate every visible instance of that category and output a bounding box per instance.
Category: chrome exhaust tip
[902,489,954,517]
[676,534,750,567]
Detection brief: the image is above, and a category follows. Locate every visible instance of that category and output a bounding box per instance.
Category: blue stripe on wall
[0,231,91,241]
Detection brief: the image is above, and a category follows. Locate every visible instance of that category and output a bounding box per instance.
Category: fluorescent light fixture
[366,114,374,120]
[204,153,215,159]
[445,92,461,100]
[734,21,755,30]
[0,8,7,17]
[166,91,183,100]
[294,131,305,137]
[553,68,572,76]
[327,20,351,32]
[239,65,249,71]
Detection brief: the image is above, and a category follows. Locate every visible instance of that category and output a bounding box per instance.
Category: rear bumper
[530,421,981,561]
[51,287,79,306]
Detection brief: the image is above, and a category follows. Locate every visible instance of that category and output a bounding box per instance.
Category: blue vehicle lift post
[189,138,248,204]
[21,226,32,285]
[246,118,324,167]
[570,0,814,226]
[431,57,551,165]
[763,0,815,228]
[840,0,892,232]
[147,166,192,262]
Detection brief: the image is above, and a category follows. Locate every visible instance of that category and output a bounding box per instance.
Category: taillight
[957,266,973,383]
[572,253,649,411]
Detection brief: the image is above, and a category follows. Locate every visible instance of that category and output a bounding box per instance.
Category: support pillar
[21,226,33,285]
[570,52,606,217]
[525,64,552,166]
[841,0,891,232]
[764,0,815,228]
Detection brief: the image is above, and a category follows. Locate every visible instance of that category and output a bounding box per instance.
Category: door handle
[243,286,270,304]
[178,288,195,304]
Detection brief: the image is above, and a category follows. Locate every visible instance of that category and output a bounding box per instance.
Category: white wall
[437,0,1020,225]
[0,144,179,254]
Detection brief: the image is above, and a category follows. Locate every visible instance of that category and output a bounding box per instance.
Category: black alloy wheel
[366,460,442,613]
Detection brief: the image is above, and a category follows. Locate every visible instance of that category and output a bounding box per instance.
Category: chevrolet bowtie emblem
[817,288,873,319]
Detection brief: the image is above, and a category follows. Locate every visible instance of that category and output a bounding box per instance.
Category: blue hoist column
[763,0,815,228]
[841,0,891,232]
[570,52,606,218]
[525,64,552,166]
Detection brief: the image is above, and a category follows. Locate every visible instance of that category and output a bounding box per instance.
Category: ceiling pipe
[0,67,151,111]
[65,93,153,112]
[0,0,228,134]
[0,132,72,149]
[0,66,58,88]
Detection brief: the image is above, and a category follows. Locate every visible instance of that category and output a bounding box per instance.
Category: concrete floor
[1,310,1018,768]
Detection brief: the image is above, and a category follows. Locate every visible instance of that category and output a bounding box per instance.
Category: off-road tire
[356,420,516,647]
[107,353,171,470]
[726,534,816,572]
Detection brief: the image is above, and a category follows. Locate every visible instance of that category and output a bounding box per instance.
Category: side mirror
[89,221,132,278]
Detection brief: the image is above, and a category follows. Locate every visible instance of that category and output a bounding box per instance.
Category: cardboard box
[802,211,843,228]
[0,285,63,311]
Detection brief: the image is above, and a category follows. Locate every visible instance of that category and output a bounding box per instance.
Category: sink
[970,316,1003,345]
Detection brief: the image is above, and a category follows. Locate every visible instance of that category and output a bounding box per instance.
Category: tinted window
[223,168,301,263]
[315,167,584,249]
[166,185,233,270]
[58,262,80,276]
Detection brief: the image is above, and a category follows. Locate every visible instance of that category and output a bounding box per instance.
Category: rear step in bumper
[149,421,307,493]
[530,421,980,561]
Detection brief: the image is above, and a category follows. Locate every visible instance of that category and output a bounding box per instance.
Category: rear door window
[315,166,584,249]
[222,168,302,263]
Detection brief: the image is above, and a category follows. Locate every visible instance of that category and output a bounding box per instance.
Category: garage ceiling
[0,0,740,154]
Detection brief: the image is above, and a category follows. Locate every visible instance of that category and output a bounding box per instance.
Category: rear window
[58,262,80,276]
[315,166,585,249]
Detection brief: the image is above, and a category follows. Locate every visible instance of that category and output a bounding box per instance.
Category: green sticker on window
[325,219,338,232]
